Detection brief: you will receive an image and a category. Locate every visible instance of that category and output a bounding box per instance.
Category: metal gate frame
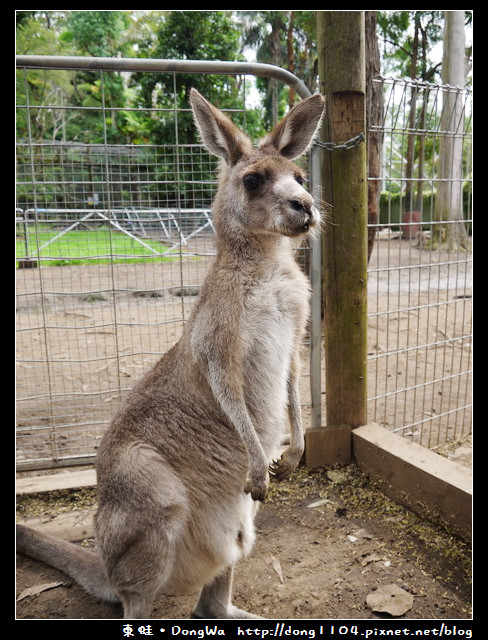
[16,55,323,470]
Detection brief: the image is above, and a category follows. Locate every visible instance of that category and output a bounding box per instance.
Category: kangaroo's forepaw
[244,468,269,502]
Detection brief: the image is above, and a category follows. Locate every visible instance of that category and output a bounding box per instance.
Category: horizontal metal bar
[16,55,312,99]
[392,404,473,435]
[367,334,472,362]
[368,370,472,403]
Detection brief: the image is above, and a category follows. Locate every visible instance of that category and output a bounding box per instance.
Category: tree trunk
[365,11,383,262]
[433,11,469,251]
[404,16,420,213]
[269,16,282,126]
[286,11,296,108]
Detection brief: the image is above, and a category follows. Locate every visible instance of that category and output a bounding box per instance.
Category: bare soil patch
[16,464,471,620]
[16,237,472,467]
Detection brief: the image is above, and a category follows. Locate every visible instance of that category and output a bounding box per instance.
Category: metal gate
[16,56,322,470]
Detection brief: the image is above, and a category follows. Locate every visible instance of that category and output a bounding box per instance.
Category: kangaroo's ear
[260,94,326,159]
[190,89,254,166]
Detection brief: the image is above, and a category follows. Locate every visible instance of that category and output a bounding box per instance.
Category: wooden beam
[311,11,367,465]
[16,469,96,495]
[353,424,472,540]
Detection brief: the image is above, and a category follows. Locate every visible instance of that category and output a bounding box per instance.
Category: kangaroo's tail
[16,523,119,604]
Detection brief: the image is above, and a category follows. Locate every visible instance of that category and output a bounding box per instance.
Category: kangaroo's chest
[247,268,309,339]
[242,269,309,403]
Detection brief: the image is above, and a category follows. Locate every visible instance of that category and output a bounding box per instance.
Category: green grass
[16,227,178,267]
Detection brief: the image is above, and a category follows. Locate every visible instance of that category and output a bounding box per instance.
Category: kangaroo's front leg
[270,354,305,480]
[201,349,270,502]
[216,387,269,501]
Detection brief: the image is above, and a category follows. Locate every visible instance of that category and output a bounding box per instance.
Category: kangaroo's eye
[295,175,304,185]
[243,173,262,191]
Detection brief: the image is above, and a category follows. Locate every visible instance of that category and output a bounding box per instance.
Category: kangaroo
[16,88,325,619]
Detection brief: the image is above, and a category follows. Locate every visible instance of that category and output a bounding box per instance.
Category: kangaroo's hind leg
[98,502,187,619]
[96,446,189,619]
[192,565,264,619]
[107,528,179,619]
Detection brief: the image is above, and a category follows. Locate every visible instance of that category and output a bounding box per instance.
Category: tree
[432,11,470,251]
[365,11,383,261]
[378,12,445,217]
[239,11,317,128]
[62,10,131,58]
[377,11,444,81]
[61,11,131,143]
[238,11,287,127]
[16,13,79,141]
[17,11,135,143]
[131,11,243,145]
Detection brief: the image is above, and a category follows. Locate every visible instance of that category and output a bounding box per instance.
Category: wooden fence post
[305,11,368,467]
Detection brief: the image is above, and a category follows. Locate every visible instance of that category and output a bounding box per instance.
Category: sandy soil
[16,236,472,466]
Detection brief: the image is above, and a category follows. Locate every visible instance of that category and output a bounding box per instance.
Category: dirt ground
[16,463,472,621]
[16,235,472,621]
[16,235,472,464]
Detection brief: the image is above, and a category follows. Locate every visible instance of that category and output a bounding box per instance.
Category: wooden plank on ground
[16,469,97,495]
[352,423,472,540]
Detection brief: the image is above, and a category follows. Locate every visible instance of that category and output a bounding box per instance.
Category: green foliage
[153,11,240,61]
[62,11,130,57]
[16,10,322,145]
[377,11,444,81]
[17,11,134,144]
[130,11,244,145]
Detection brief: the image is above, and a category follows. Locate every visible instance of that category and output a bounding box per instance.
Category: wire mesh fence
[16,59,472,472]
[16,145,220,469]
[366,77,472,453]
[16,61,318,470]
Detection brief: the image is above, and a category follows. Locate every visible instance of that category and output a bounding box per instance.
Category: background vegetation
[16,11,472,250]
[16,10,472,145]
